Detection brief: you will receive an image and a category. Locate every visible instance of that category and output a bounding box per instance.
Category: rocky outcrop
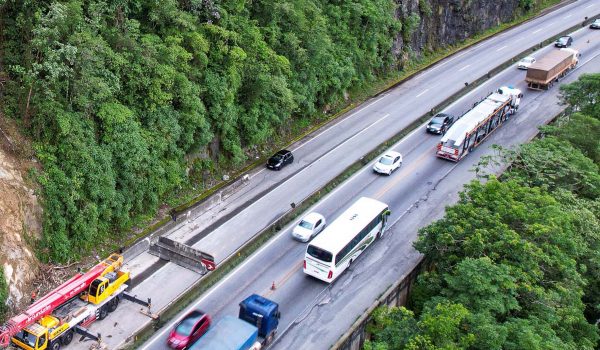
[0,120,42,311]
[395,0,524,56]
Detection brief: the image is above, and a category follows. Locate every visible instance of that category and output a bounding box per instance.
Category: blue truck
[189,294,280,350]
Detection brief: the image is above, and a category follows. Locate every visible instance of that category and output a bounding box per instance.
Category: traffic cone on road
[271,281,276,290]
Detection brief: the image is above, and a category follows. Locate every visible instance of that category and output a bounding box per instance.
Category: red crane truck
[0,254,152,350]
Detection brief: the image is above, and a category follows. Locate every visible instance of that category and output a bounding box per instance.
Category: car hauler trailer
[436,86,522,162]
[525,49,578,90]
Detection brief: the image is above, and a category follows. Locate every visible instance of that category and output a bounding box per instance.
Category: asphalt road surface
[60,1,600,349]
[138,9,600,350]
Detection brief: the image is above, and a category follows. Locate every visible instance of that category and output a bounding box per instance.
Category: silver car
[517,56,536,70]
[292,212,327,242]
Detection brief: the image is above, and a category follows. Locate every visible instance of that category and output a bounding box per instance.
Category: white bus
[303,197,391,283]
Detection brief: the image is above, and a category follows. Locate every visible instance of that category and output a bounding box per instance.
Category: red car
[167,310,211,349]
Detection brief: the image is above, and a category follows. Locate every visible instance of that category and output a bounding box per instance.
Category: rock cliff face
[395,0,524,56]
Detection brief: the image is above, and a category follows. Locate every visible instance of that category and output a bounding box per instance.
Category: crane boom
[0,254,123,347]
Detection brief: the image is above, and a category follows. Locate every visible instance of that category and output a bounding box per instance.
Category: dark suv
[426,113,455,134]
[267,149,294,170]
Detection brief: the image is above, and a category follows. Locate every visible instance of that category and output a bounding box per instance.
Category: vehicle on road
[167,310,211,350]
[426,113,455,134]
[517,56,536,70]
[2,254,152,350]
[589,19,600,29]
[266,149,294,170]
[189,294,280,350]
[373,151,403,175]
[436,86,522,162]
[292,212,326,242]
[525,48,579,90]
[304,197,390,283]
[554,35,573,48]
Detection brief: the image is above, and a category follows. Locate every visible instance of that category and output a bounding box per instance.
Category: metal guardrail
[148,237,216,274]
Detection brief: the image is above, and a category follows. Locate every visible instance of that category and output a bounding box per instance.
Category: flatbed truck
[525,48,579,90]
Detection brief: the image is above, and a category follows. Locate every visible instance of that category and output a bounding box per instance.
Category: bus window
[307,245,332,263]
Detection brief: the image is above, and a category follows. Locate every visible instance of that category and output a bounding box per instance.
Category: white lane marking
[532,28,543,34]
[426,50,469,71]
[416,89,429,98]
[251,93,388,180]
[585,4,594,9]
[458,65,470,71]
[495,45,508,52]
[140,113,395,349]
[253,168,266,178]
[289,97,385,154]
[564,14,572,19]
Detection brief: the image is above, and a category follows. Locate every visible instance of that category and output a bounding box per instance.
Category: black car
[590,19,600,29]
[554,36,572,48]
[426,113,455,134]
[267,149,294,170]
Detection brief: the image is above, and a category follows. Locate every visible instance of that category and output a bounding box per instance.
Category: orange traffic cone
[271,281,276,290]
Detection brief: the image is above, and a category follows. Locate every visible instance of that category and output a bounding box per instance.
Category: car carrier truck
[0,254,153,350]
[525,48,579,90]
[189,294,280,350]
[436,86,522,162]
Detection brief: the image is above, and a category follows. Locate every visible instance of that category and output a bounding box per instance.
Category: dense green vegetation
[365,75,600,349]
[0,269,7,320]
[0,0,402,261]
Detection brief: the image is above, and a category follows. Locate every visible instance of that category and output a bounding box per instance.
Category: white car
[517,56,536,70]
[373,151,403,175]
[292,212,326,242]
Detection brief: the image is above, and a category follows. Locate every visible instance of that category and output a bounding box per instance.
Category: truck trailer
[189,295,280,350]
[525,48,578,90]
[436,86,522,162]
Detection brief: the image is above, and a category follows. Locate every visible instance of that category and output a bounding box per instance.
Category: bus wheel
[51,341,61,350]
[108,296,120,312]
[348,259,353,268]
[99,306,108,320]
[62,330,74,346]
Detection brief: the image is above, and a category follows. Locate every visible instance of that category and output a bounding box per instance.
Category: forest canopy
[0,0,401,261]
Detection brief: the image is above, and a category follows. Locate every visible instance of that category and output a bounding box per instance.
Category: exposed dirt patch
[0,115,43,313]
[0,115,96,321]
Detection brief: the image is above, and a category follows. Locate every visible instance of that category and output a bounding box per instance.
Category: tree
[559,73,600,118]
[365,303,475,350]
[410,178,598,350]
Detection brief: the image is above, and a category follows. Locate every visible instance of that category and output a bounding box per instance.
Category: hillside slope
[0,0,551,319]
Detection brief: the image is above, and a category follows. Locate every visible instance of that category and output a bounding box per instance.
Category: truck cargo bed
[525,50,575,89]
[190,316,259,350]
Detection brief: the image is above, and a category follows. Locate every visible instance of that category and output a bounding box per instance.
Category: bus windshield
[307,245,332,263]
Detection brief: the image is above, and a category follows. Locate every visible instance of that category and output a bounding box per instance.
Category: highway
[61,1,600,349]
[138,26,600,350]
